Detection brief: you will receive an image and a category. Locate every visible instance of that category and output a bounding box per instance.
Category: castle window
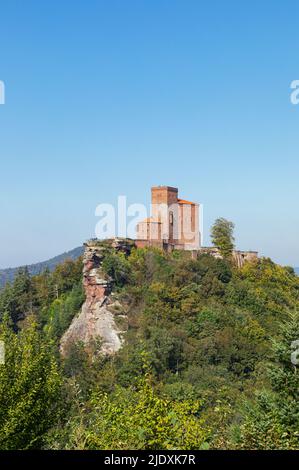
[169,211,173,225]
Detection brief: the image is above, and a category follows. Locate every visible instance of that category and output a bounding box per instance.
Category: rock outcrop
[60,238,135,356]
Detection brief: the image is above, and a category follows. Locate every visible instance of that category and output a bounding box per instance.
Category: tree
[49,372,209,450]
[211,218,235,260]
[0,315,62,449]
[102,252,131,287]
[0,267,34,330]
[50,258,83,297]
[237,311,299,449]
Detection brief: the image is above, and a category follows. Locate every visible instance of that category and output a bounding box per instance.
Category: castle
[136,186,200,251]
[61,187,258,356]
[136,185,258,267]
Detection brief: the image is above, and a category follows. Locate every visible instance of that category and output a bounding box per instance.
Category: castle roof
[177,198,197,205]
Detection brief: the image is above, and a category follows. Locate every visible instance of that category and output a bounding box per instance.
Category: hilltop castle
[61,187,258,356]
[136,186,200,251]
[136,185,258,267]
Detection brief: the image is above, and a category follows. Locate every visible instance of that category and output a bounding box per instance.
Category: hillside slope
[0,243,298,450]
[0,246,84,289]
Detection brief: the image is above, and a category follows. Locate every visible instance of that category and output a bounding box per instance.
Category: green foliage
[44,283,85,340]
[1,242,299,450]
[49,258,83,296]
[0,257,83,331]
[102,252,131,287]
[50,372,209,450]
[236,311,299,449]
[0,316,62,449]
[211,218,235,259]
[0,267,33,329]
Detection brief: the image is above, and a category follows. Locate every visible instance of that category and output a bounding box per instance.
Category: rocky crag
[60,238,135,356]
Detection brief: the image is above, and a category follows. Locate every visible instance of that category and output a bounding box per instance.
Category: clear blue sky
[0,0,299,268]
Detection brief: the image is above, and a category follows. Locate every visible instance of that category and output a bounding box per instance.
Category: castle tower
[151,186,178,244]
[136,186,201,251]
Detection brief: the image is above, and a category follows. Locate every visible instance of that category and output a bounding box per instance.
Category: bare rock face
[60,238,135,356]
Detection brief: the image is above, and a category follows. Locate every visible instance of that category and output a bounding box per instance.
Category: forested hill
[0,245,298,450]
[0,246,84,289]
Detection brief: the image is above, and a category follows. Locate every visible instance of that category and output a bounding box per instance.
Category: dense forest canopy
[0,237,298,449]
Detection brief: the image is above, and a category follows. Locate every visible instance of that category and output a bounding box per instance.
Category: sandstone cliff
[60,238,135,356]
